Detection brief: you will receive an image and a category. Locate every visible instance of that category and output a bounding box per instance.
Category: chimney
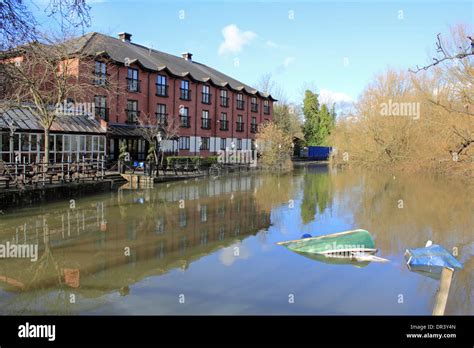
[181,52,193,61]
[118,32,132,42]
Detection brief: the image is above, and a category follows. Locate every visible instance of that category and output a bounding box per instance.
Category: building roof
[107,124,144,137]
[66,32,277,101]
[0,106,107,134]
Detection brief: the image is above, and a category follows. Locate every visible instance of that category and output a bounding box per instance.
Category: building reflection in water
[0,175,272,304]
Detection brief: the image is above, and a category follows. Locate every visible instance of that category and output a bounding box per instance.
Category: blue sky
[31,0,473,105]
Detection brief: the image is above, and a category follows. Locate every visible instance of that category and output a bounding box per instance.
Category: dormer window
[127,68,140,92]
[180,80,191,100]
[264,100,270,114]
[202,85,211,104]
[156,75,168,97]
[251,97,258,112]
[236,93,244,110]
[220,90,229,107]
[93,61,107,86]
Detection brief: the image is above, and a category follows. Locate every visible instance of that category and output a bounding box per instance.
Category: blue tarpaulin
[405,244,463,279]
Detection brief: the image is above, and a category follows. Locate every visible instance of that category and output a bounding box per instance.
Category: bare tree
[158,116,180,165]
[137,112,180,165]
[0,0,91,50]
[137,112,161,163]
[1,34,120,164]
[409,33,473,73]
[256,73,285,103]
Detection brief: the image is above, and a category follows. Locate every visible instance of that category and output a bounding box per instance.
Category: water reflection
[0,166,472,315]
[0,175,275,313]
[290,167,473,315]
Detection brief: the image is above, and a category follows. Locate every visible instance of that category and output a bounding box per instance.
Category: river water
[0,164,472,315]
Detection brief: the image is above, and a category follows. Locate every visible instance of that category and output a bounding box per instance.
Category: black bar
[0,315,472,346]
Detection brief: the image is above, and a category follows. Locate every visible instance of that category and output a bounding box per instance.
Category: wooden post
[433,267,454,316]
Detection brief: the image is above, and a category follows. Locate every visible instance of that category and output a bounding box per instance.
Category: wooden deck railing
[0,157,106,189]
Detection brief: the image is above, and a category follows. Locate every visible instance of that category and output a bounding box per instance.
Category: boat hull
[277,229,376,254]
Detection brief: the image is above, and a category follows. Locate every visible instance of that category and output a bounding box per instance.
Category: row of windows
[0,132,106,163]
[95,96,261,131]
[177,136,244,150]
[93,62,270,113]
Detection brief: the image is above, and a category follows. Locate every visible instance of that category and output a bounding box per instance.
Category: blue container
[307,146,332,160]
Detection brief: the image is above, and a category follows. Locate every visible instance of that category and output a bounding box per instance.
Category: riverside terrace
[0,106,110,197]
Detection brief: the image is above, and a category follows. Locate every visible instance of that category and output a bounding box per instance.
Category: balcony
[125,109,140,124]
[219,120,229,131]
[156,84,169,97]
[95,107,109,121]
[236,122,244,132]
[202,93,212,104]
[236,100,244,110]
[180,116,191,128]
[251,103,258,112]
[251,124,257,133]
[220,96,229,107]
[156,113,168,126]
[126,78,140,92]
[180,88,191,101]
[201,118,211,129]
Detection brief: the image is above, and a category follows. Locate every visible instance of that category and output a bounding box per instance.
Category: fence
[0,156,106,189]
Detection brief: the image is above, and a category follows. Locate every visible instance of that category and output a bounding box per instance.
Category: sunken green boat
[277,229,376,255]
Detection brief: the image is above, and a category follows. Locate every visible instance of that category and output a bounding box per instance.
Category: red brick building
[73,32,276,160]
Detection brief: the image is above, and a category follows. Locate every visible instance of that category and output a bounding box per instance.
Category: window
[251,97,258,112]
[179,107,190,127]
[179,136,190,150]
[155,217,165,235]
[264,100,270,114]
[220,89,229,107]
[237,138,242,150]
[200,205,207,222]
[200,137,210,150]
[93,61,107,85]
[236,93,244,110]
[180,80,191,100]
[126,100,139,123]
[156,75,168,96]
[236,115,244,132]
[201,110,210,129]
[220,138,227,150]
[220,112,228,131]
[202,85,211,104]
[179,209,187,227]
[156,103,167,125]
[94,95,108,121]
[127,68,139,92]
[251,116,257,133]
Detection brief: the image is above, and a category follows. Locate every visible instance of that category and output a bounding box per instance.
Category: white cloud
[219,242,250,266]
[318,89,355,116]
[319,89,353,105]
[283,57,296,68]
[265,40,278,48]
[218,24,257,55]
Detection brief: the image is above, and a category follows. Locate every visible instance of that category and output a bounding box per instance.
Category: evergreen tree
[302,90,320,145]
[303,90,334,146]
